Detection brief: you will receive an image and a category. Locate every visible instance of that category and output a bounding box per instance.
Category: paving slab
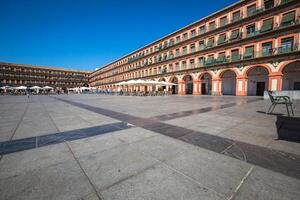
[0,159,94,200]
[234,166,300,200]
[0,143,73,179]
[164,146,252,197]
[102,163,225,200]
[76,142,159,191]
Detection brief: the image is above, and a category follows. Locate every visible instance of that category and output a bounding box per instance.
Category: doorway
[256,82,265,96]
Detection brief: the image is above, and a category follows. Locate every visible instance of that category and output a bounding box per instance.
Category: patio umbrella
[43,86,53,90]
[0,86,11,90]
[30,86,42,90]
[15,86,27,90]
[116,81,128,86]
[157,81,177,86]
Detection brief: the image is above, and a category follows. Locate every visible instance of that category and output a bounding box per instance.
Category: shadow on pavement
[276,115,300,143]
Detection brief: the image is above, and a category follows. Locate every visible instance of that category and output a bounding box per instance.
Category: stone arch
[199,72,213,95]
[217,68,239,78]
[243,64,273,77]
[158,77,167,91]
[198,71,214,80]
[277,59,300,74]
[182,74,194,95]
[169,76,179,94]
[281,61,300,90]
[219,69,237,96]
[246,66,269,96]
[158,77,167,81]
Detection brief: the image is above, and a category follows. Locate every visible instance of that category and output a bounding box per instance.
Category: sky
[0,0,237,71]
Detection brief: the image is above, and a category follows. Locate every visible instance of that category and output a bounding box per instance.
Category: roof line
[94,0,247,73]
[0,61,91,73]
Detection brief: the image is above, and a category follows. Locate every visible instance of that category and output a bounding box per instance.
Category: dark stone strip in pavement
[149,98,261,121]
[52,97,300,180]
[0,122,131,155]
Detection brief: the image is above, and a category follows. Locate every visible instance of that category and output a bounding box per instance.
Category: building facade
[89,0,300,96]
[0,62,90,90]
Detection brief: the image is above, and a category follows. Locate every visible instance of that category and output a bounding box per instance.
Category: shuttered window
[220,17,228,27]
[217,34,226,45]
[198,57,205,67]
[260,18,273,32]
[216,52,226,63]
[209,22,216,31]
[231,50,240,61]
[244,46,254,59]
[206,55,215,64]
[247,4,256,16]
[207,38,214,48]
[199,41,206,50]
[281,11,295,26]
[230,29,239,40]
[232,11,241,22]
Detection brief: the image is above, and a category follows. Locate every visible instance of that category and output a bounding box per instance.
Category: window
[220,16,228,27]
[264,0,274,9]
[247,4,256,16]
[198,57,205,67]
[232,11,241,22]
[191,29,196,38]
[280,37,294,53]
[230,29,240,40]
[209,21,216,31]
[217,33,226,45]
[207,37,214,48]
[262,42,273,56]
[231,49,240,61]
[176,36,181,43]
[260,18,273,33]
[182,61,187,69]
[183,46,187,55]
[190,44,196,53]
[199,26,206,35]
[281,11,295,27]
[168,51,174,59]
[199,41,205,50]
[281,0,293,5]
[206,55,215,65]
[169,39,174,46]
[183,33,188,40]
[175,63,180,71]
[246,24,256,37]
[175,49,180,57]
[244,46,254,59]
[168,64,173,72]
[216,52,226,63]
[189,59,195,68]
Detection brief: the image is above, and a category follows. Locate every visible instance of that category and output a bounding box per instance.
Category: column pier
[236,76,248,96]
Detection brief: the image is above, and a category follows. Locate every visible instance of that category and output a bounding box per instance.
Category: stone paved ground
[0,94,299,200]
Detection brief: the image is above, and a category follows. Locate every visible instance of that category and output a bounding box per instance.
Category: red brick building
[89,0,300,96]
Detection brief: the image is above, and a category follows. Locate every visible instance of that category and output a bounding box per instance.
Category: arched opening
[282,61,300,90]
[200,73,212,95]
[170,77,178,94]
[247,66,269,96]
[221,70,237,95]
[184,75,193,95]
[158,77,166,92]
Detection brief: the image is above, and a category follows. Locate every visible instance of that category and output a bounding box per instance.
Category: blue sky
[0,0,237,71]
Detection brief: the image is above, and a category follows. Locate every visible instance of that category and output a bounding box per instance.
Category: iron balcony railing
[195,43,300,68]
[123,0,296,65]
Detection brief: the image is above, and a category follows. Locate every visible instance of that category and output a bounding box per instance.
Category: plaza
[0,94,299,200]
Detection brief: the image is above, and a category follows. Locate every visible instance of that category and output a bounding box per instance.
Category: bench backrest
[267,90,275,103]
